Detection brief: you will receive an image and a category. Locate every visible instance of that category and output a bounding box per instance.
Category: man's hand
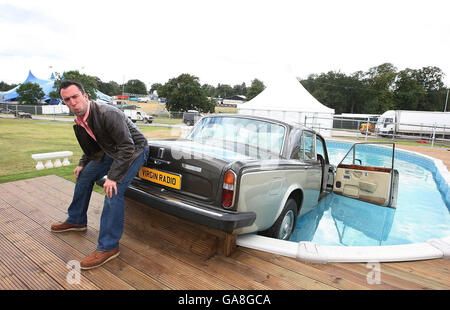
[74,166,84,180]
[103,178,118,199]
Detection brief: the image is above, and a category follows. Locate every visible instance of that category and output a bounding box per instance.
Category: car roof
[201,113,319,133]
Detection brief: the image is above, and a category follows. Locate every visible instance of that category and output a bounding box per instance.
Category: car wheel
[260,199,298,240]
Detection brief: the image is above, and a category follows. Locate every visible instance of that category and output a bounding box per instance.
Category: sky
[1,0,449,89]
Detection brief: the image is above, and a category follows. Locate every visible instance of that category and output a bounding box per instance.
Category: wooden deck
[0,175,448,290]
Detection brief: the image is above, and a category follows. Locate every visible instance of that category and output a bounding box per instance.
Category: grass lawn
[0,118,178,193]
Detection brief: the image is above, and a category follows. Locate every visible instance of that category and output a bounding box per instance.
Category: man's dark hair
[59,80,85,94]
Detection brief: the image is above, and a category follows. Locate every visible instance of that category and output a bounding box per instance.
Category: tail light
[222,170,236,209]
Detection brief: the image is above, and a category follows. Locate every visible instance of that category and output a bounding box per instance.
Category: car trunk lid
[139,139,253,202]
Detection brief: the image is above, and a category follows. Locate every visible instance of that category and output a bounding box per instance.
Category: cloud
[0,0,449,86]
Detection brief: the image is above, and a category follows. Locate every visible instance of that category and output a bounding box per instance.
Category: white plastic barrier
[236,234,450,263]
[31,151,73,170]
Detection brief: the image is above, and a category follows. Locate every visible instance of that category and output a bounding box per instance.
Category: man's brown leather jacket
[73,101,148,183]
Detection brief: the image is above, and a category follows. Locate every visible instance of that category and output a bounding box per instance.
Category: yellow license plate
[139,167,181,190]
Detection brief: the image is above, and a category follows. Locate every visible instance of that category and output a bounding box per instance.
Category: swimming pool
[289,140,450,246]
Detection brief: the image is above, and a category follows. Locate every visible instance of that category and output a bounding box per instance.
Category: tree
[123,79,147,95]
[233,83,247,97]
[301,71,369,114]
[416,66,445,111]
[201,84,216,98]
[158,73,215,113]
[16,82,45,104]
[216,83,234,99]
[363,63,397,113]
[393,68,425,110]
[246,79,265,100]
[150,83,162,94]
[0,81,17,91]
[50,70,98,100]
[96,80,121,96]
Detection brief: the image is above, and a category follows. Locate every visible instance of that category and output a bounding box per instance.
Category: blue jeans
[66,146,149,251]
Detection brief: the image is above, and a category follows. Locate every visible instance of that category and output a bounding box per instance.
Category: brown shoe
[51,221,87,233]
[80,249,120,270]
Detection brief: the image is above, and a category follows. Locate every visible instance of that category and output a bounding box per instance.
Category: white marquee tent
[238,73,335,137]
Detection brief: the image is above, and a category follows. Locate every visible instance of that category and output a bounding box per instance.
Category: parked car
[14,111,32,119]
[137,97,150,103]
[0,107,14,114]
[122,109,153,123]
[99,114,398,240]
[183,110,202,126]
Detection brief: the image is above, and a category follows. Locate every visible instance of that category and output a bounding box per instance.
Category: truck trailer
[375,110,450,137]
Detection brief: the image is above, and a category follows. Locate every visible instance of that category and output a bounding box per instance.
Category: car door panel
[333,143,399,208]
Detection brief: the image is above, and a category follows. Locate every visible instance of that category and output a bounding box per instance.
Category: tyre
[260,199,298,240]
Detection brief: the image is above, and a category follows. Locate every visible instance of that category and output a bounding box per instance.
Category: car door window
[300,131,316,161]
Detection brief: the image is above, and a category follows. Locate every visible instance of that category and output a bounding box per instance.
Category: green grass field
[0,118,177,193]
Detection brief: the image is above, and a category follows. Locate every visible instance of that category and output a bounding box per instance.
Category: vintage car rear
[123,114,329,239]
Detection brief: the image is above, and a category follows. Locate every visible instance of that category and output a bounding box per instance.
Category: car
[137,97,150,103]
[183,110,202,126]
[99,114,398,240]
[122,109,153,123]
[14,111,32,119]
[0,107,14,114]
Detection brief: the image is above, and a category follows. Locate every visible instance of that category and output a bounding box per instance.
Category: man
[51,80,149,270]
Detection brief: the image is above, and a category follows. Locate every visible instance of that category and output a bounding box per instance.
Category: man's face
[60,85,89,117]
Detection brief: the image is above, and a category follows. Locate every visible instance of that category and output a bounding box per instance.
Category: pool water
[289,141,450,246]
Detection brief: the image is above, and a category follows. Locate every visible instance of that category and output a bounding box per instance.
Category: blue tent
[2,70,56,102]
[2,70,112,103]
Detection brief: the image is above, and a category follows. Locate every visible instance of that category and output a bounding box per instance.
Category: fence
[305,115,450,148]
[0,102,71,116]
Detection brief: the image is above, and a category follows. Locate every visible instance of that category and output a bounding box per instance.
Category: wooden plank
[0,207,99,290]
[0,196,13,210]
[223,233,237,257]
[0,207,41,239]
[36,175,235,257]
[121,228,330,290]
[240,247,371,290]
[208,252,310,290]
[123,196,238,257]
[0,234,63,290]
[36,175,105,209]
[0,259,28,290]
[2,176,448,291]
[27,176,104,231]
[123,198,220,258]
[419,259,450,275]
[333,262,429,290]
[26,227,153,290]
[382,260,450,287]
[34,176,237,258]
[1,182,68,222]
[40,175,105,206]
[229,250,337,290]
[1,180,99,231]
[120,230,272,290]
[39,229,167,290]
[7,177,234,289]
[0,182,137,290]
[75,228,237,290]
[378,262,450,290]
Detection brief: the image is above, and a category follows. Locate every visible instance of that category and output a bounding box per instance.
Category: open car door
[333,142,399,208]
